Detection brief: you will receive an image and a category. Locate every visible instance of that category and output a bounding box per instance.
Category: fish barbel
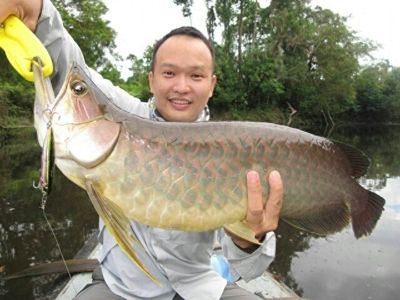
[33,62,384,281]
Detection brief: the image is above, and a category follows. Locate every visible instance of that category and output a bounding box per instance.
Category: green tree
[207,1,256,116]
[382,66,400,121]
[173,0,194,18]
[354,62,390,121]
[199,0,375,124]
[0,52,34,126]
[303,7,372,123]
[122,45,153,100]
[353,63,400,123]
[52,0,118,71]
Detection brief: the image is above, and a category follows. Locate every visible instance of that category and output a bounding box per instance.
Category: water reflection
[379,177,400,213]
[0,125,399,299]
[0,128,97,300]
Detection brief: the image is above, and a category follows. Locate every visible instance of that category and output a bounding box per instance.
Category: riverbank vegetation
[1,0,399,128]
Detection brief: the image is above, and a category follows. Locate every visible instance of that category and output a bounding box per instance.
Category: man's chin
[166,114,196,122]
[160,108,197,122]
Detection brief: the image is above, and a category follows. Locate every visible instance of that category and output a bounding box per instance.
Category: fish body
[32,63,384,281]
[35,63,384,239]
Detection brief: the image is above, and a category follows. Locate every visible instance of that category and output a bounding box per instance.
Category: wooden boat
[5,230,300,299]
[54,235,301,300]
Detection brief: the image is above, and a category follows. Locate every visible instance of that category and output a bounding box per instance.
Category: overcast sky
[103,0,399,76]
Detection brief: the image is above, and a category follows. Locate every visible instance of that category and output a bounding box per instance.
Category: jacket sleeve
[219,230,276,282]
[34,0,148,117]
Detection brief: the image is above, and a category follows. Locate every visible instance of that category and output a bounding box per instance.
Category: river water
[0,125,399,299]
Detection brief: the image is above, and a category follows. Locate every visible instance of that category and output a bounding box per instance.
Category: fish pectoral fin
[224,222,261,246]
[67,120,120,169]
[282,201,351,237]
[85,180,160,285]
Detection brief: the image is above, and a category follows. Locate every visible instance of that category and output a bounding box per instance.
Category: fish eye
[70,80,88,96]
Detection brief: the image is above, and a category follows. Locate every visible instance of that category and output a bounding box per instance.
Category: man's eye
[192,74,203,80]
[163,71,174,77]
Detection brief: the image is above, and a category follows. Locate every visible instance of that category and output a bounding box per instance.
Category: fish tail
[351,190,385,238]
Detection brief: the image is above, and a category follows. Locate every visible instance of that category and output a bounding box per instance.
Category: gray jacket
[35,1,276,299]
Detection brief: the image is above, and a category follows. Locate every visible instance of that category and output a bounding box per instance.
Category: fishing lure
[0,16,53,81]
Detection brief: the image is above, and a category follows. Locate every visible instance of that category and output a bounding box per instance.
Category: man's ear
[148,71,154,93]
[209,74,217,99]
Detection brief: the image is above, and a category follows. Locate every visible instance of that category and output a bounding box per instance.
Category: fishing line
[40,192,78,295]
[31,58,78,294]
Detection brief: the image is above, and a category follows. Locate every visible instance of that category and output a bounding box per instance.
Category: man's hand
[0,0,42,31]
[230,170,283,250]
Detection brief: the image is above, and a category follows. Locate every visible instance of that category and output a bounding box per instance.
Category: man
[0,1,284,299]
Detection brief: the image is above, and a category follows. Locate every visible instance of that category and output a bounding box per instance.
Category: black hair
[151,26,215,71]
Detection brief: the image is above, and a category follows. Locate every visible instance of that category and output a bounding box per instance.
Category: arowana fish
[32,62,385,283]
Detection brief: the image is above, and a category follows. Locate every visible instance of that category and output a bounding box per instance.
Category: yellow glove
[0,15,53,81]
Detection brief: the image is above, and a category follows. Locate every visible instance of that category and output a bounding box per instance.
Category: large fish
[32,62,384,282]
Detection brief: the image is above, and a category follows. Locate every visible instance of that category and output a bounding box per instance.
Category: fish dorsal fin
[67,119,120,169]
[334,140,370,178]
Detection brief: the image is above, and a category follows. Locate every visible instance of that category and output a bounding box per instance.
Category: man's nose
[173,75,190,93]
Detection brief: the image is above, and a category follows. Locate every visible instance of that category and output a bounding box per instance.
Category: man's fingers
[264,170,283,229]
[236,170,284,246]
[245,170,283,234]
[246,170,264,224]
[0,2,13,24]
[0,1,42,31]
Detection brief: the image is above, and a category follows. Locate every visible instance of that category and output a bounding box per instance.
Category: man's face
[148,35,217,122]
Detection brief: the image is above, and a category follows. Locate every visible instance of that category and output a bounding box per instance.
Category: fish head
[51,63,121,169]
[54,63,104,124]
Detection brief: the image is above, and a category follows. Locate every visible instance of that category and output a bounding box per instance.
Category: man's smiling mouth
[168,98,192,110]
[169,98,192,104]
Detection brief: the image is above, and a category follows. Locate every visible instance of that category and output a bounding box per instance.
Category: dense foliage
[0,0,399,127]
[169,0,400,125]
